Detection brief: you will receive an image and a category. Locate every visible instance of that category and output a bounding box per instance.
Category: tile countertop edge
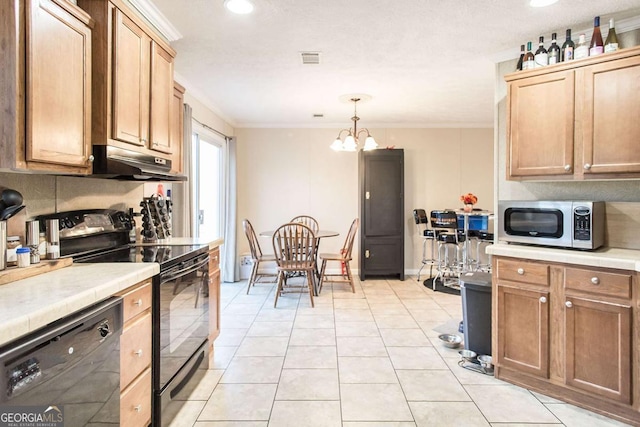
[487,243,640,271]
[0,263,159,347]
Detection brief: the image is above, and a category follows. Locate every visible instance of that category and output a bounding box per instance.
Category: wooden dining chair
[290,215,319,233]
[242,219,277,294]
[318,218,359,293]
[272,222,317,307]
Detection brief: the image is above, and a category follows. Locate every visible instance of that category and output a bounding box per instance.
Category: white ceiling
[148,0,640,128]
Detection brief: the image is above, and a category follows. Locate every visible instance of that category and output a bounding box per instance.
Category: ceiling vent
[313,114,324,118]
[300,52,321,65]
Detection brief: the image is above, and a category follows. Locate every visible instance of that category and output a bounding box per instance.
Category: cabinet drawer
[565,268,631,299]
[119,280,152,322]
[209,247,220,272]
[120,368,151,427]
[121,312,152,388]
[496,258,549,286]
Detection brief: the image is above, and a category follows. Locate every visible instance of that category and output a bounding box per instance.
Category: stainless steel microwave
[498,201,605,250]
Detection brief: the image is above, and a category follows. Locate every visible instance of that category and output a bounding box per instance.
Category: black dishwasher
[0,297,122,426]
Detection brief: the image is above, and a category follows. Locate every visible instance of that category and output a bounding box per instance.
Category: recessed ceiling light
[224,0,254,14]
[530,0,559,7]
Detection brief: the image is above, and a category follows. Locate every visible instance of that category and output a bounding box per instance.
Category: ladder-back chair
[272,223,317,307]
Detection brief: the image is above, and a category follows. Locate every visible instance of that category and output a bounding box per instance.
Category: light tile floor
[169,276,631,427]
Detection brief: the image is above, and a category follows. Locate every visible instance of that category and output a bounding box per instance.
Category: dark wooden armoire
[358,149,404,281]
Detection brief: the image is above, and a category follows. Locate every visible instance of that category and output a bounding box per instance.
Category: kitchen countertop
[487,243,640,271]
[0,263,159,347]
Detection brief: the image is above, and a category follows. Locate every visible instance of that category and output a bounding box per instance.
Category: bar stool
[474,231,494,272]
[412,209,440,282]
[431,210,465,289]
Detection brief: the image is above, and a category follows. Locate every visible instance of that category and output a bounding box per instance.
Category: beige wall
[235,127,494,275]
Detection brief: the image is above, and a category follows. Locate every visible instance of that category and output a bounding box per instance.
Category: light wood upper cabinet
[1,0,92,173]
[505,46,640,181]
[77,0,177,159]
[580,55,640,175]
[149,42,174,154]
[170,82,185,174]
[507,70,575,177]
[112,9,150,147]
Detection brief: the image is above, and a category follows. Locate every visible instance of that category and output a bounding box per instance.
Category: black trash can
[460,271,492,356]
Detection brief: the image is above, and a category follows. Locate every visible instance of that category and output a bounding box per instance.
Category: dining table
[259,229,339,295]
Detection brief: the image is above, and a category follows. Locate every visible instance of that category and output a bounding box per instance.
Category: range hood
[91,146,187,181]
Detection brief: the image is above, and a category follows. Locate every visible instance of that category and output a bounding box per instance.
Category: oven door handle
[161,256,210,284]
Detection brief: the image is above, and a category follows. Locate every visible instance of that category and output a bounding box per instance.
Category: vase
[463,204,474,213]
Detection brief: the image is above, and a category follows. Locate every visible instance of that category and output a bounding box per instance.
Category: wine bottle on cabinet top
[575,34,589,59]
[534,36,548,67]
[589,16,604,56]
[548,33,560,64]
[523,41,535,70]
[516,44,525,70]
[605,18,619,53]
[561,29,575,61]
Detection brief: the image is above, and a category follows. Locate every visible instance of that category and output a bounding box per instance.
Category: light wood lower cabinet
[565,296,632,403]
[493,257,639,425]
[116,279,152,427]
[208,246,221,359]
[497,285,550,378]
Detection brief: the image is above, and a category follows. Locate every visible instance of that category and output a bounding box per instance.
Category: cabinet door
[497,285,550,378]
[208,248,221,341]
[27,0,91,169]
[507,70,575,177]
[112,9,150,147]
[170,82,185,173]
[362,151,403,237]
[565,296,631,403]
[581,56,640,175]
[149,42,174,154]
[361,237,404,280]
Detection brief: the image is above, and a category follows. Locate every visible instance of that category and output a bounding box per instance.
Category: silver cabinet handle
[584,163,592,170]
[564,164,571,172]
[539,296,547,303]
[517,268,524,275]
[88,155,95,163]
[134,298,143,306]
[141,138,147,144]
[591,277,600,285]
[134,349,143,357]
[565,301,573,308]
[134,405,142,412]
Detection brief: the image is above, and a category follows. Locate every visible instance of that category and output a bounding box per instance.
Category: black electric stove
[36,209,209,269]
[36,209,211,427]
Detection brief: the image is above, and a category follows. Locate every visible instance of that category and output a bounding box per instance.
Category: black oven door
[153,252,209,420]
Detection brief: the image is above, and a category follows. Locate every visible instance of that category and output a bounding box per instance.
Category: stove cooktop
[75,244,209,268]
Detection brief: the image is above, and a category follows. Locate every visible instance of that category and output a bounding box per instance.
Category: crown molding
[125,0,182,41]
[234,122,494,129]
[490,14,640,63]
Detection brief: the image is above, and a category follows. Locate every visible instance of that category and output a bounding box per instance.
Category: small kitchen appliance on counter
[36,209,210,427]
[498,200,604,250]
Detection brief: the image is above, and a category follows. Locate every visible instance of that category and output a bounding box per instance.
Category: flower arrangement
[460,193,478,205]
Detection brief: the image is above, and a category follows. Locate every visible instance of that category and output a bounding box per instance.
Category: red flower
[460,193,478,205]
